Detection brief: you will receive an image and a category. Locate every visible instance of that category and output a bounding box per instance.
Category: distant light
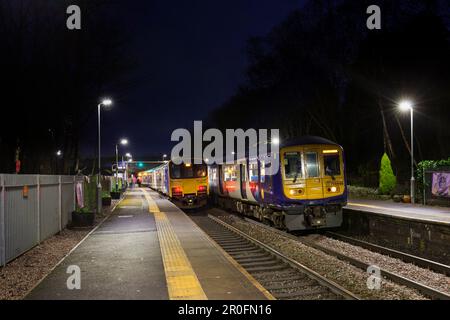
[101,99,112,106]
[163,154,167,158]
[138,162,144,168]
[185,163,192,167]
[125,153,132,158]
[399,100,413,111]
[272,137,280,145]
[120,138,128,145]
[205,158,209,163]
[231,151,236,155]
[56,150,62,157]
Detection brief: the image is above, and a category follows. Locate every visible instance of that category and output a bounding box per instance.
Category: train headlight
[330,186,337,193]
[289,189,296,195]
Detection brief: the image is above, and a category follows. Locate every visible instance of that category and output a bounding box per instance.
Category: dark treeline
[0,0,133,174]
[208,0,450,187]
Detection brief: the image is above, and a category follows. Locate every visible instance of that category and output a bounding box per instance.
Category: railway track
[226,214,450,300]
[324,232,450,277]
[191,214,359,300]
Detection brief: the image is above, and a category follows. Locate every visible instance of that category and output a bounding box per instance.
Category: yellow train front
[146,161,209,209]
[208,136,347,231]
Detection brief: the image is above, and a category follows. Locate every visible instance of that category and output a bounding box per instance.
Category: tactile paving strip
[144,191,207,300]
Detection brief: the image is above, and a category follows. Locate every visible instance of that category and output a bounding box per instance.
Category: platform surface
[26,189,268,300]
[347,198,450,225]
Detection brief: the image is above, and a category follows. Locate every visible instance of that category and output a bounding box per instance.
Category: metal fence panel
[61,176,75,226]
[3,175,39,263]
[39,175,60,241]
[0,174,5,266]
[0,174,80,266]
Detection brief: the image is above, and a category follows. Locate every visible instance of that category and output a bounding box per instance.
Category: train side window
[249,162,259,182]
[324,154,341,176]
[305,152,319,178]
[224,165,237,181]
[283,152,302,179]
[260,161,265,183]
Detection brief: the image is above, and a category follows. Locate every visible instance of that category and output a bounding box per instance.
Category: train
[143,136,347,231]
[143,161,209,209]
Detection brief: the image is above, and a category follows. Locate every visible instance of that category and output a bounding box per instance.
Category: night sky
[82,0,306,159]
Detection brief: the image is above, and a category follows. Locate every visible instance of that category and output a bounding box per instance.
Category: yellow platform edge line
[143,189,207,300]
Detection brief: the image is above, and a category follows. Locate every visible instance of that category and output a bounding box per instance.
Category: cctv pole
[115,144,119,191]
[97,103,102,214]
[410,108,415,204]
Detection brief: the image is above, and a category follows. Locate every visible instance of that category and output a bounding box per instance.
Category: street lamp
[163,154,167,161]
[115,138,129,191]
[399,100,415,204]
[97,98,112,214]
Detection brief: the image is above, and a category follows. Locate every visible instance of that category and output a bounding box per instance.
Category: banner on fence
[431,172,450,198]
[76,182,84,207]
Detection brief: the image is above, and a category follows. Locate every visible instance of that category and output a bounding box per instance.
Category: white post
[36,175,41,243]
[410,108,415,204]
[58,175,62,232]
[0,174,6,266]
[73,176,76,212]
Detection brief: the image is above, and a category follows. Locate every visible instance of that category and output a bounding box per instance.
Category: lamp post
[115,138,128,192]
[163,154,167,161]
[97,99,112,214]
[125,153,132,186]
[399,100,415,204]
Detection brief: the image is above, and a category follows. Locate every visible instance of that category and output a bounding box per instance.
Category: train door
[218,165,224,195]
[240,162,247,199]
[304,150,324,199]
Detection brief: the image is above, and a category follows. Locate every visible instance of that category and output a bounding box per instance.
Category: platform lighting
[97,98,113,213]
[399,99,415,204]
[272,137,280,145]
[115,138,129,191]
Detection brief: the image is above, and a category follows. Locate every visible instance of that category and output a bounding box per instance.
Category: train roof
[280,136,340,148]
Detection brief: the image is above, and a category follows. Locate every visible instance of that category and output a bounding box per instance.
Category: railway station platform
[26,189,270,300]
[346,199,450,225]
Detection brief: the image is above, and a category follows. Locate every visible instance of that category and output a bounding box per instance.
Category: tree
[379,153,397,195]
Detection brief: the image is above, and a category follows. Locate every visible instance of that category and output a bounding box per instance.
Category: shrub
[379,153,396,195]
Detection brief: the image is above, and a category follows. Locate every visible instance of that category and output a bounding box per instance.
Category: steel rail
[325,231,450,277]
[208,214,360,300]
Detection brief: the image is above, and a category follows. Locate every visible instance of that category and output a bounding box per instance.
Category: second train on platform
[144,136,347,231]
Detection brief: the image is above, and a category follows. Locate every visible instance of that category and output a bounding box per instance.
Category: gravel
[0,228,90,300]
[0,201,118,300]
[309,235,450,295]
[218,215,427,300]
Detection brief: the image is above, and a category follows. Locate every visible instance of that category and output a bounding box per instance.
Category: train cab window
[324,154,341,176]
[305,152,319,178]
[249,162,259,182]
[170,163,207,179]
[283,152,302,179]
[224,165,237,181]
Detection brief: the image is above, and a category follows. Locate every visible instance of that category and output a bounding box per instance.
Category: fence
[0,174,77,266]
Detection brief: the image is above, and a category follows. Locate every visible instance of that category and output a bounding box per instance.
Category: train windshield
[283,152,302,179]
[324,154,341,176]
[170,163,207,179]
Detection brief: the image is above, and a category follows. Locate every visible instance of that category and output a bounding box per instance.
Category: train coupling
[304,206,327,227]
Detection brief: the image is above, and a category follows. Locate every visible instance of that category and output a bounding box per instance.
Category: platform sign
[431,172,450,198]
